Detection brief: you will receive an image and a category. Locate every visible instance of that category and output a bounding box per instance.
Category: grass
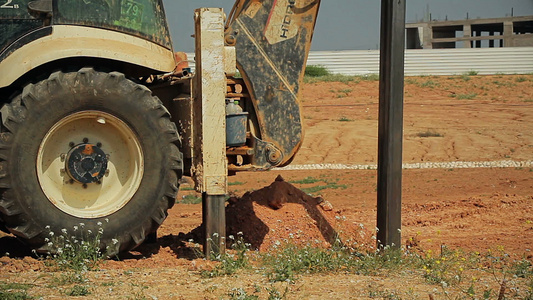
[289,176,321,184]
[457,93,478,100]
[288,176,349,195]
[44,224,103,272]
[9,225,531,299]
[419,80,439,88]
[201,234,250,278]
[304,73,357,84]
[0,282,33,300]
[304,65,380,84]
[338,116,353,122]
[229,181,246,186]
[180,194,202,204]
[304,65,329,77]
[416,130,444,138]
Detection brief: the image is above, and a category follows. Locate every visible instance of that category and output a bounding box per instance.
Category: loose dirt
[1,74,532,299]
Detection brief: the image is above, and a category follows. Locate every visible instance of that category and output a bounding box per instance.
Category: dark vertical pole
[377,0,406,249]
[203,193,226,256]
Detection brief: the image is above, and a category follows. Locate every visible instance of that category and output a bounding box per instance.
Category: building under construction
[406,15,533,49]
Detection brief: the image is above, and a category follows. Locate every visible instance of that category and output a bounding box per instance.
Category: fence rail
[307,47,533,76]
[185,47,533,76]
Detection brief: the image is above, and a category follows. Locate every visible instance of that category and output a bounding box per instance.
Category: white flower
[237,232,243,235]
[61,228,67,234]
[97,221,102,226]
[49,232,54,236]
[112,238,119,245]
[45,225,50,229]
[47,242,53,247]
[87,230,92,234]
[105,218,109,223]
[44,238,49,242]
[79,223,85,227]
[73,226,78,231]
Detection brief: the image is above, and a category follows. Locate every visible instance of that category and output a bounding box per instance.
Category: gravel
[276,160,533,170]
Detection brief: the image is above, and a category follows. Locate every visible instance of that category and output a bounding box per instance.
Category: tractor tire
[0,68,182,256]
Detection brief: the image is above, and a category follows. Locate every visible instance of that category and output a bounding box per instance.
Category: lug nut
[69,179,74,184]
[69,142,75,147]
[83,138,89,143]
[82,183,88,189]
[97,142,102,148]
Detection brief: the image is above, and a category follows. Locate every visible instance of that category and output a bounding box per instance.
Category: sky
[162,0,533,52]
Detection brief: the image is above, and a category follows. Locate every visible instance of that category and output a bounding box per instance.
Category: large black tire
[0,68,182,256]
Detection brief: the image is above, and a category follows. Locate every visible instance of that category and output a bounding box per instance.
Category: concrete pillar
[463,24,472,48]
[504,21,514,47]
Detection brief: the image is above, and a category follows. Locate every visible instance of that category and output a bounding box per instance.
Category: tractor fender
[0,25,176,88]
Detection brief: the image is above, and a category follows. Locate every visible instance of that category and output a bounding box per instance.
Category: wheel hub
[66,143,108,184]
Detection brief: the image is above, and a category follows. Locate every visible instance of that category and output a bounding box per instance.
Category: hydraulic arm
[225,0,321,169]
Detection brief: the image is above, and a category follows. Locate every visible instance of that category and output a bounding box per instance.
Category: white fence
[185,47,533,76]
[308,47,533,76]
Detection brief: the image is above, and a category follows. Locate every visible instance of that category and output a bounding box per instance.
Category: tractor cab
[0,0,172,55]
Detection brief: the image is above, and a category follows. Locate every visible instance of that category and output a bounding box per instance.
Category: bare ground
[0,74,532,299]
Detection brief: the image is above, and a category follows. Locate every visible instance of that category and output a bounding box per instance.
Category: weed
[229,181,246,186]
[267,285,288,300]
[358,73,379,81]
[202,234,250,277]
[304,73,357,84]
[289,176,321,184]
[405,78,418,85]
[493,80,516,88]
[338,88,352,94]
[420,80,439,88]
[180,186,194,191]
[0,282,33,300]
[419,247,470,286]
[510,259,532,278]
[0,290,31,300]
[460,74,472,82]
[416,130,443,138]
[465,70,479,76]
[367,283,401,299]
[338,116,353,122]
[262,241,353,282]
[180,194,202,204]
[524,99,533,103]
[45,224,103,272]
[227,287,259,300]
[304,65,329,77]
[516,76,527,83]
[66,284,90,296]
[300,180,348,195]
[457,93,477,100]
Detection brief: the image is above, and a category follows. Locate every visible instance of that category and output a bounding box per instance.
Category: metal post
[193,8,228,257]
[377,0,406,249]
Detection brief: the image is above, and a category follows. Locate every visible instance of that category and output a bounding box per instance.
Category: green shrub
[304,65,330,77]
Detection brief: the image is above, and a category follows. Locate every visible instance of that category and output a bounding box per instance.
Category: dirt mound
[222,175,372,251]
